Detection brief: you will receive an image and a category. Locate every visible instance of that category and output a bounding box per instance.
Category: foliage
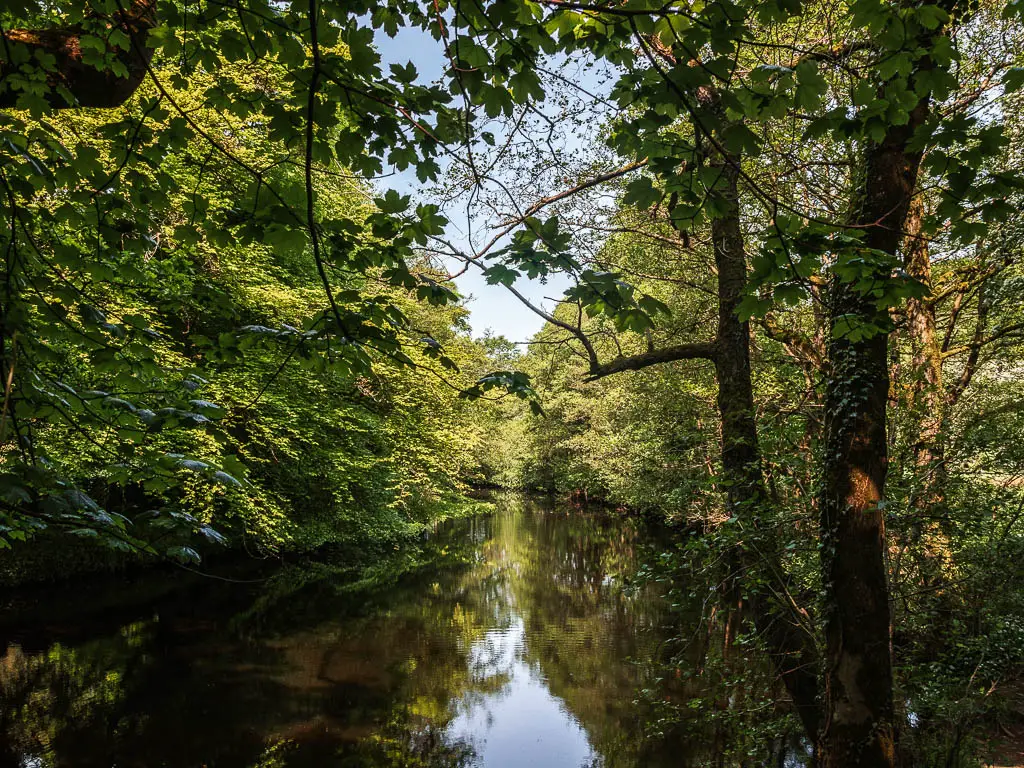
[3,0,1024,764]
[0,24,497,565]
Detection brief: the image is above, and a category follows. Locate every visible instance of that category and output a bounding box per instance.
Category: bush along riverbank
[0,494,491,589]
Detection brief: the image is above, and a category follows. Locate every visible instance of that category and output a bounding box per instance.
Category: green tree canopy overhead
[3,0,1024,764]
[1,0,1019,528]
[0,1,520,559]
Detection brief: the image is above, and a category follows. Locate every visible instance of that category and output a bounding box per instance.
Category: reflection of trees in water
[238,725,477,768]
[475,495,676,767]
[0,621,151,768]
[0,495,687,768]
[0,564,488,767]
[338,719,477,768]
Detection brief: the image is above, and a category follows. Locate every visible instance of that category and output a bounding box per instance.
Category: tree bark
[901,195,958,621]
[903,196,946,512]
[697,104,821,742]
[817,99,930,768]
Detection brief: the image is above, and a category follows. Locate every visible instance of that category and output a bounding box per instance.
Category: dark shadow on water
[0,494,696,768]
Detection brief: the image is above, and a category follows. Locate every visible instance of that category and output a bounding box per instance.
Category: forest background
[2,0,1024,765]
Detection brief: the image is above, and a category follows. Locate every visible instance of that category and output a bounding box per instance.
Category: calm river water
[0,495,688,768]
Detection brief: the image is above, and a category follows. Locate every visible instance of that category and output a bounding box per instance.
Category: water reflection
[448,620,596,768]
[0,495,675,768]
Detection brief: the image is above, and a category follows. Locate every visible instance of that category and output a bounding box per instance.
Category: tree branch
[0,1,157,110]
[584,340,717,380]
[758,313,824,371]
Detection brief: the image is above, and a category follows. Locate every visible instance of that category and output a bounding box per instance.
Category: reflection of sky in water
[447,619,598,768]
[0,499,672,768]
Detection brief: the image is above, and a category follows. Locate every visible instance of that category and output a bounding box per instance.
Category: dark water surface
[0,495,682,768]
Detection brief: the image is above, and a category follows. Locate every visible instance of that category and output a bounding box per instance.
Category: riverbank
[0,494,491,591]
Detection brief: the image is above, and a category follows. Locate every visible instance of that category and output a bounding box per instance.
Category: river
[0,494,695,768]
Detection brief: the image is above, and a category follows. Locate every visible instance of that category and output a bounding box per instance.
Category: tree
[0,0,497,560]
[4,0,1024,764]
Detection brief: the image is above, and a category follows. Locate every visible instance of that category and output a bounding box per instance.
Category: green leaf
[376,189,411,214]
[1004,68,1024,94]
[622,177,663,209]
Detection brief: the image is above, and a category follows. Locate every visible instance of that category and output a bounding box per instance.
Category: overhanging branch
[0,0,156,110]
[585,340,717,380]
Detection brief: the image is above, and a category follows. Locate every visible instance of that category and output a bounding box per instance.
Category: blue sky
[375,26,579,344]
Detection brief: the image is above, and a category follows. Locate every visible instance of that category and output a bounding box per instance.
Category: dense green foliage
[0,43,496,568]
[3,0,1024,765]
[472,127,1024,765]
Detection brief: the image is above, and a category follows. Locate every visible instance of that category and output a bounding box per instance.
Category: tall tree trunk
[902,196,956,622]
[699,119,821,742]
[817,102,930,767]
[603,45,823,747]
[904,197,946,513]
[712,171,763,513]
